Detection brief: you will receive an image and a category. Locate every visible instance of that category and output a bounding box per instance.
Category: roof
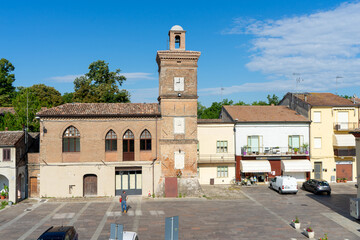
[0,131,24,146]
[197,119,232,124]
[294,93,359,107]
[223,105,309,122]
[0,107,15,115]
[37,103,161,117]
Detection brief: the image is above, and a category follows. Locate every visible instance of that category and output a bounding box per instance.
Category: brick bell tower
[156,25,201,196]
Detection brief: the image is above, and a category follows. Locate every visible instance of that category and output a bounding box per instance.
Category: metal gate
[314,162,322,180]
[115,169,142,195]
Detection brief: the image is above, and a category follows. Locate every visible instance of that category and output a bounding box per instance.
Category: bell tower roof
[170,25,183,31]
[168,25,186,51]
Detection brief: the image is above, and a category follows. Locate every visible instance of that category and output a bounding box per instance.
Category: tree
[251,100,268,105]
[17,84,63,108]
[199,99,234,119]
[62,92,74,103]
[0,58,16,106]
[73,60,130,103]
[197,102,206,119]
[267,94,280,105]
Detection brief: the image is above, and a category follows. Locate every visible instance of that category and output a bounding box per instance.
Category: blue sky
[2,0,360,106]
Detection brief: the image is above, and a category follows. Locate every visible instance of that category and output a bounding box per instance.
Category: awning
[333,134,355,147]
[240,160,271,173]
[281,160,312,172]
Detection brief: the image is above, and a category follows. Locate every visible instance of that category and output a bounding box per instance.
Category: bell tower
[156,25,201,196]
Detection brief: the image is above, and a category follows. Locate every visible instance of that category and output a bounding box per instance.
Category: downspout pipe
[151,116,159,196]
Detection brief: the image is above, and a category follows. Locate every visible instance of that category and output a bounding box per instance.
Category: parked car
[270,176,298,194]
[38,226,78,240]
[302,179,331,195]
[110,231,138,240]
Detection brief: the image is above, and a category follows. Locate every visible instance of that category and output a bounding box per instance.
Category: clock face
[174,77,184,91]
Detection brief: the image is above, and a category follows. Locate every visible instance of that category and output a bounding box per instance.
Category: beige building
[197,119,235,185]
[33,25,202,198]
[280,93,359,182]
[0,131,28,203]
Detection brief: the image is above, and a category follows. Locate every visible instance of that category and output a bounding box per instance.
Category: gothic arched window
[140,130,151,151]
[105,130,117,151]
[63,126,80,152]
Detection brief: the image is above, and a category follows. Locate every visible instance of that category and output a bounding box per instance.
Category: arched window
[63,126,80,152]
[140,130,151,151]
[175,35,180,49]
[105,130,117,151]
[123,130,134,161]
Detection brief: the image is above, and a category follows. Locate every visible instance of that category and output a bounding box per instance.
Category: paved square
[0,183,359,239]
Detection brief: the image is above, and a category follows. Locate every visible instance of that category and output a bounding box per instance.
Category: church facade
[34,25,202,197]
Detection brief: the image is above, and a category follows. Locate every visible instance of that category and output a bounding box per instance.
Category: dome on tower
[170,25,184,31]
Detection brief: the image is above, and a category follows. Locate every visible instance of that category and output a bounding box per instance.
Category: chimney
[271,104,274,106]
[304,95,307,102]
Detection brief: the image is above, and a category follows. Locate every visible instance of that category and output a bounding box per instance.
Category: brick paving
[0,183,359,239]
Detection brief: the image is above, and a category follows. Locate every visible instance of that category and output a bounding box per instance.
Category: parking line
[132,198,142,232]
[17,203,66,240]
[69,202,91,225]
[90,199,116,240]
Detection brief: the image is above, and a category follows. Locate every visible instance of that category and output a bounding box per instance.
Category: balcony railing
[197,153,235,163]
[333,122,358,131]
[334,149,356,157]
[241,146,309,156]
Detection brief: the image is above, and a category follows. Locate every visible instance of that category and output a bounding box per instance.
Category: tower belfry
[156,25,201,196]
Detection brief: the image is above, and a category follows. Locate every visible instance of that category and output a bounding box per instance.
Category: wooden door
[165,177,178,198]
[337,164,352,181]
[123,130,134,161]
[30,177,38,197]
[83,174,97,196]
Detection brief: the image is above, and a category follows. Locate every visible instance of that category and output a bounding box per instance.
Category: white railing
[241,146,309,156]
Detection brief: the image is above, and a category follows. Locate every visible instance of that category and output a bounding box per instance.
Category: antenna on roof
[335,76,343,95]
[293,73,303,93]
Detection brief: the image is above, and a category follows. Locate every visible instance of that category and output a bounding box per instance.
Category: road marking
[322,212,360,238]
[69,202,91,225]
[132,198,142,232]
[0,200,45,232]
[53,213,75,219]
[90,199,116,240]
[17,203,66,240]
[106,211,122,217]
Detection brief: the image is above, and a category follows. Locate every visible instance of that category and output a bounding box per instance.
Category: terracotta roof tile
[0,131,24,146]
[197,119,231,124]
[295,93,358,106]
[0,107,15,115]
[223,105,309,122]
[37,103,160,117]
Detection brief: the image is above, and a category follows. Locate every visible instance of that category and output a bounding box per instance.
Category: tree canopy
[73,60,130,103]
[0,58,16,106]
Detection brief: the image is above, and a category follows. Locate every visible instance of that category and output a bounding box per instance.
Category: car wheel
[279,188,282,194]
[327,191,331,195]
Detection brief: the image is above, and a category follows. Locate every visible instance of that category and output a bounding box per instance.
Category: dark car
[302,179,331,195]
[38,226,78,240]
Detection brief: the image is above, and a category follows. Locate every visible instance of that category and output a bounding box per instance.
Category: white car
[110,231,138,240]
[270,176,298,194]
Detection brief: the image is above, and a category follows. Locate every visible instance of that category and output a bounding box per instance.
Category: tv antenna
[293,73,303,93]
[335,76,343,95]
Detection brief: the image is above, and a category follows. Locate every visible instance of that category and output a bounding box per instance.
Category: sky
[2,0,360,106]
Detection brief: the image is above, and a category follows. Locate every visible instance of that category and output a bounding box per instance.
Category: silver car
[302,179,331,195]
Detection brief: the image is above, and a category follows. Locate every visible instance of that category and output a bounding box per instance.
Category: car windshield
[318,181,329,186]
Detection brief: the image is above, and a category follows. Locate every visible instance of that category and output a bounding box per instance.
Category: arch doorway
[83,174,97,196]
[0,174,9,193]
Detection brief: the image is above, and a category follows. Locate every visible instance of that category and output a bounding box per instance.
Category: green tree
[251,100,268,105]
[200,99,234,119]
[0,58,16,106]
[17,84,63,107]
[197,102,206,119]
[62,92,74,103]
[267,94,280,105]
[73,60,130,103]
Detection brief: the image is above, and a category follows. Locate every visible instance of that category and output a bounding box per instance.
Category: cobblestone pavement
[0,183,359,239]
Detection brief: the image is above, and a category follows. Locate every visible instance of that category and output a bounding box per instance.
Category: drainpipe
[151,116,158,196]
[234,119,238,181]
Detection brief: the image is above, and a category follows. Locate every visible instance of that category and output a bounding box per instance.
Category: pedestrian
[120,190,128,213]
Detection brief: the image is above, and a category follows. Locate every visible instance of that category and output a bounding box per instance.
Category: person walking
[120,190,128,213]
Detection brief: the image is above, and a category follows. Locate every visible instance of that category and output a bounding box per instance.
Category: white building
[221,105,311,182]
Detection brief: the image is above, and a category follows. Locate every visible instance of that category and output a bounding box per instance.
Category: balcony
[197,153,235,164]
[241,146,309,156]
[334,148,356,157]
[333,122,358,131]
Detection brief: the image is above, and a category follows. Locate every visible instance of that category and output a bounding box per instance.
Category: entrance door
[336,163,353,181]
[338,111,349,130]
[115,170,142,195]
[30,177,38,197]
[314,162,322,180]
[83,174,97,196]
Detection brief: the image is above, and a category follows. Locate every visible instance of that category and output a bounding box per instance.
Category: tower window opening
[175,35,180,49]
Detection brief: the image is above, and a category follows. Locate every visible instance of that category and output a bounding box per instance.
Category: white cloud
[48,74,83,83]
[122,72,155,80]
[48,72,155,83]
[221,2,360,93]
[128,87,158,103]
